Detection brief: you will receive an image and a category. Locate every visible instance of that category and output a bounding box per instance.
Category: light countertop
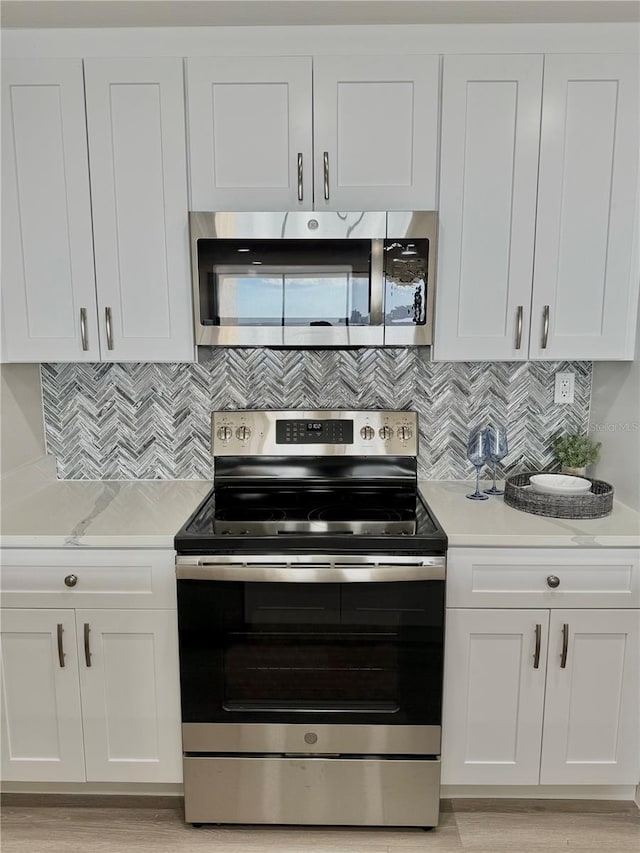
[1,457,211,549]
[419,480,640,549]
[1,458,638,549]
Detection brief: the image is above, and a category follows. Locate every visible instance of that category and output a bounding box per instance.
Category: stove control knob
[397,426,413,441]
[235,426,251,441]
[216,426,233,442]
[379,425,394,441]
[360,425,375,441]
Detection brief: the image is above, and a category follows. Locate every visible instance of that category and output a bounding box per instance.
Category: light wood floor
[1,796,638,852]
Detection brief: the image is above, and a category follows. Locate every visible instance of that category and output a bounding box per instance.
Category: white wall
[0,364,47,475]
[589,307,640,511]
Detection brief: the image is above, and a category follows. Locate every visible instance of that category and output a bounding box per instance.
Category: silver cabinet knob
[235,426,251,441]
[547,575,560,589]
[360,425,375,440]
[398,426,413,441]
[64,574,78,588]
[379,426,394,440]
[216,426,233,441]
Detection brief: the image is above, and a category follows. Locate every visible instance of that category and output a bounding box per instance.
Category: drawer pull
[84,623,92,667]
[546,575,560,589]
[64,574,78,588]
[57,623,65,668]
[533,623,542,669]
[560,623,569,669]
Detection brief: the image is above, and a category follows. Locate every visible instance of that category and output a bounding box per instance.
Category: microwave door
[282,242,384,347]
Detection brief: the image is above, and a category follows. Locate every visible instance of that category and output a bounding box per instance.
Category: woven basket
[504,472,614,519]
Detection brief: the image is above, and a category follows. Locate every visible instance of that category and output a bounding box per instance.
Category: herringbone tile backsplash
[41,352,591,481]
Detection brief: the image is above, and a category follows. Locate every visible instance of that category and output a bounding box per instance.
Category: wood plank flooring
[1,796,638,853]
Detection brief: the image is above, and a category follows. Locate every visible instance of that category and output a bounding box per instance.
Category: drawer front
[446,548,640,608]
[0,549,176,609]
[183,756,441,827]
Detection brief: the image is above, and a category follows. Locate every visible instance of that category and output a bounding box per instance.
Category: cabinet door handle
[541,304,550,349]
[57,623,65,668]
[323,151,330,200]
[560,623,569,669]
[533,623,542,669]
[297,153,304,202]
[105,306,114,350]
[80,307,89,351]
[83,623,92,667]
[515,305,523,350]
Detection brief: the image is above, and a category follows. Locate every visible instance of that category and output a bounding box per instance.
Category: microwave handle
[370,239,384,326]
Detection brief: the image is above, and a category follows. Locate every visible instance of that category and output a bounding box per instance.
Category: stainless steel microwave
[190,211,437,347]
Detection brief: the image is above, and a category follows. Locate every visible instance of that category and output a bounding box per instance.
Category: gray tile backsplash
[41,351,591,481]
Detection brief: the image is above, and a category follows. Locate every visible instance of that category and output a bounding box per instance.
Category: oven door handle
[176,558,445,583]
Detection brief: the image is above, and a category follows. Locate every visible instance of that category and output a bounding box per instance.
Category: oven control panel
[212,410,418,456]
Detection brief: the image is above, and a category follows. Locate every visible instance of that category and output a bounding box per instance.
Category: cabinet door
[1,59,99,362]
[434,55,543,361]
[313,55,439,211]
[0,609,85,781]
[441,609,548,785]
[187,57,313,211]
[541,609,639,784]
[531,54,639,360]
[84,58,193,362]
[77,609,182,783]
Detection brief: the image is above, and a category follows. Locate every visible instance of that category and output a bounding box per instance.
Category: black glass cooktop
[175,486,446,556]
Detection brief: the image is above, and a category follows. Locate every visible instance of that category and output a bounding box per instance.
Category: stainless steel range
[175,410,447,828]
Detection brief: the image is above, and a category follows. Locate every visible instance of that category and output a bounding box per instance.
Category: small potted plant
[551,433,601,476]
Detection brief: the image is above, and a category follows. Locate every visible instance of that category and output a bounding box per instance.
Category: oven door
[176,557,445,734]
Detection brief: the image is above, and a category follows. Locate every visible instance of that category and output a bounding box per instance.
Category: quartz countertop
[1,458,638,550]
[419,480,640,548]
[1,457,211,549]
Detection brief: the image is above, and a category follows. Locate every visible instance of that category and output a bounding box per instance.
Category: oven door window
[177,580,444,726]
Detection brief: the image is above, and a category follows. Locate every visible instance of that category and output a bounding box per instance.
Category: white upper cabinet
[313,55,440,211]
[435,52,639,361]
[1,59,99,361]
[84,58,193,362]
[2,58,194,364]
[187,57,313,211]
[186,55,439,211]
[530,54,639,360]
[434,55,543,361]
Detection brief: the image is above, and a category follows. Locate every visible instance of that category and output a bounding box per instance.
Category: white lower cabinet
[441,609,548,785]
[0,550,182,784]
[77,609,182,783]
[442,548,640,787]
[0,609,85,782]
[540,609,639,785]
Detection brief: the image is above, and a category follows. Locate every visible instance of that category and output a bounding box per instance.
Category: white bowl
[529,474,592,496]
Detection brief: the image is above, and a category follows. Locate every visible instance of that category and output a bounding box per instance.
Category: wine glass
[466,426,489,501]
[484,424,508,495]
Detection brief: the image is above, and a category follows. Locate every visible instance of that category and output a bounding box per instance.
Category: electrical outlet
[554,371,575,404]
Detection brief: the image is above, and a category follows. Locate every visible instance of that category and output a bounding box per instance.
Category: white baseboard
[3,781,636,802]
[1,782,183,796]
[442,784,638,800]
